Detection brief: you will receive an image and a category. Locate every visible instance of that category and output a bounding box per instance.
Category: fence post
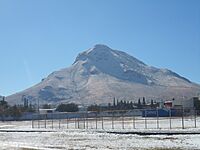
[77,116,80,129]
[194,108,197,128]
[86,112,88,129]
[75,117,77,129]
[169,109,172,129]
[32,114,34,129]
[59,119,61,129]
[156,108,159,129]
[95,112,98,129]
[102,115,104,129]
[133,113,135,129]
[83,113,86,129]
[44,114,47,129]
[51,113,54,129]
[145,110,147,129]
[122,112,124,129]
[112,111,114,129]
[181,107,184,129]
[67,114,69,129]
[38,114,40,129]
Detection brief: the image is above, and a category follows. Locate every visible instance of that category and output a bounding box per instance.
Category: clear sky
[0,0,199,96]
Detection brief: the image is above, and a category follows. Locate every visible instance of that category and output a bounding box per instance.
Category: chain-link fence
[32,108,200,130]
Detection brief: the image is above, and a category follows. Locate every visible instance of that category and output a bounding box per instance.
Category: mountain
[6,44,200,105]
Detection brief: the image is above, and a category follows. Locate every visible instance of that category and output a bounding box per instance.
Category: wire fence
[32,108,200,130]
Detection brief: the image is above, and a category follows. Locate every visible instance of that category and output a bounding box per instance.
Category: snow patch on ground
[1,120,200,150]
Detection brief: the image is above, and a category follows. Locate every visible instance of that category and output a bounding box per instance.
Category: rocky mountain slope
[6,44,200,105]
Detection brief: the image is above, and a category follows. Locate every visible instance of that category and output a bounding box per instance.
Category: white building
[39,108,56,114]
[172,97,198,109]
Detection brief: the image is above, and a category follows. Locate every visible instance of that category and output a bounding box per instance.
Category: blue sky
[0,0,199,96]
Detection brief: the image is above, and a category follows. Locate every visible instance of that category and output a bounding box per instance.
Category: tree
[194,98,200,110]
[142,97,146,106]
[117,99,119,106]
[138,98,141,108]
[108,103,111,109]
[0,98,9,121]
[9,105,22,120]
[150,99,154,108]
[0,99,37,121]
[42,104,51,109]
[130,101,133,109]
[56,103,79,112]
[0,98,8,108]
[124,100,127,105]
[113,97,116,107]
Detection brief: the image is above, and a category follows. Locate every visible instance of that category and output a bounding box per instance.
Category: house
[39,108,56,114]
[164,101,173,108]
[172,98,195,109]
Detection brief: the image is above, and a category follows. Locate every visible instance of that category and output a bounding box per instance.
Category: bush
[8,105,22,120]
[87,104,100,112]
[56,103,79,112]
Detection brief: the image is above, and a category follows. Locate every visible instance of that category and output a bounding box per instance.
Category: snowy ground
[1,117,200,150]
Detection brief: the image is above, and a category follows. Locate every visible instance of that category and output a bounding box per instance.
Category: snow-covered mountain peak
[93,44,111,50]
[74,44,145,67]
[75,44,113,62]
[73,45,151,84]
[6,44,200,105]
[73,44,193,86]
